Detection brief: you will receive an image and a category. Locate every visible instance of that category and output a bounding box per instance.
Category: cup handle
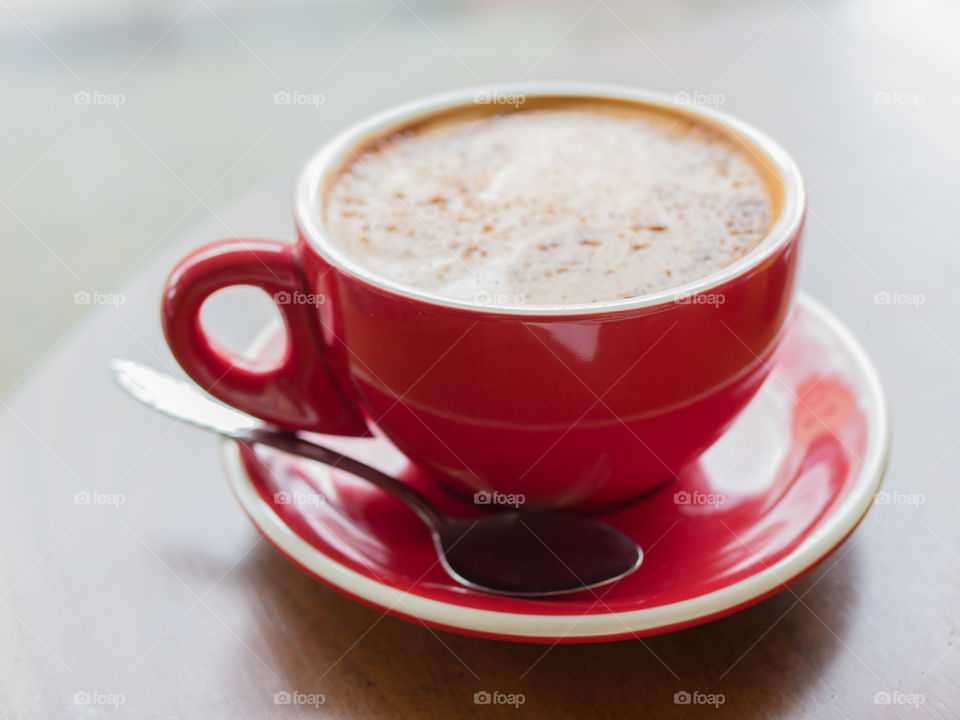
[161,238,370,436]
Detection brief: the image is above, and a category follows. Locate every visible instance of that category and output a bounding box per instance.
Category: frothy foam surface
[323,100,776,305]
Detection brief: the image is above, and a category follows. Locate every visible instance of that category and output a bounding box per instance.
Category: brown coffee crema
[322,97,782,305]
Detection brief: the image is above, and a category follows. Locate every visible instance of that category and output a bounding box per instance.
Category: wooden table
[3,3,958,718]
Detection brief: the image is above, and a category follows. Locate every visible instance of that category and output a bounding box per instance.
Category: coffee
[323,98,779,305]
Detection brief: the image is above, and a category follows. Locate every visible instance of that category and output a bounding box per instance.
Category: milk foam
[323,102,774,305]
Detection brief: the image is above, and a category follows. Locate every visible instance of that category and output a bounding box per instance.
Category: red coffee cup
[162,83,805,510]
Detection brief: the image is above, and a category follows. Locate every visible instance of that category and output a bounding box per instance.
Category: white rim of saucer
[293,82,806,316]
[220,293,890,639]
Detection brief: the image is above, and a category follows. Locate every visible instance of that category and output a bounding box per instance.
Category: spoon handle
[111,359,444,529]
[239,427,444,530]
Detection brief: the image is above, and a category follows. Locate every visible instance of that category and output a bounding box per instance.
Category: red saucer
[221,294,889,643]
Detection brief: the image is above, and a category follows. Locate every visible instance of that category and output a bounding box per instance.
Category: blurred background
[3,0,957,393]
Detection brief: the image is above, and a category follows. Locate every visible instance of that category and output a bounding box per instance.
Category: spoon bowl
[437,512,641,596]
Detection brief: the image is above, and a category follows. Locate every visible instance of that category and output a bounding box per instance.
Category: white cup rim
[294,82,805,317]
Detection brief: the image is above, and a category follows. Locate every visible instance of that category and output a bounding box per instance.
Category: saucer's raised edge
[219,292,891,642]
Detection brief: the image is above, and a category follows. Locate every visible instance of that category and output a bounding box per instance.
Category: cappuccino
[323,98,778,305]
